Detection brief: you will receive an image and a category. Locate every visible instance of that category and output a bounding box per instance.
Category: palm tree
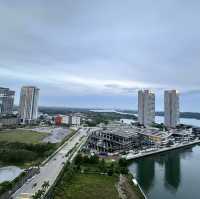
[42,181,50,190]
[32,189,45,199]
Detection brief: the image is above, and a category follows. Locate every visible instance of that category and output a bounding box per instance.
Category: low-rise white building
[139,128,172,145]
[71,116,81,126]
[62,115,70,125]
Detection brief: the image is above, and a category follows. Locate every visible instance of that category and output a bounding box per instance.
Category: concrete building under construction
[88,126,140,152]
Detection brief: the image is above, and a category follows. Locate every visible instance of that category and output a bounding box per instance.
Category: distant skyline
[1,0,200,111]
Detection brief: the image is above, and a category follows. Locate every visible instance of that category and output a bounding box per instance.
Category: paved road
[12,128,89,199]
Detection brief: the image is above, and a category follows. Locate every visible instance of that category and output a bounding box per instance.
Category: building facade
[164,90,179,128]
[62,115,70,125]
[0,115,18,127]
[55,115,63,126]
[19,86,39,124]
[138,128,172,146]
[0,87,15,115]
[88,126,140,152]
[71,116,81,126]
[138,90,155,127]
[54,115,80,126]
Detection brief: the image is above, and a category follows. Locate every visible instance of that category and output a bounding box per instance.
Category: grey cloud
[0,0,200,108]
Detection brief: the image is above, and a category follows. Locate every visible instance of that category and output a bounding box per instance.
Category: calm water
[120,116,200,127]
[0,166,23,183]
[129,145,200,199]
[156,116,200,127]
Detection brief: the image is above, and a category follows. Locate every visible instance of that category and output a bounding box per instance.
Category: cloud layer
[0,0,200,110]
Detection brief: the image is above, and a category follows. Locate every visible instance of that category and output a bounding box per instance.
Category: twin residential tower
[138,89,179,128]
[19,86,40,124]
[0,86,40,124]
[138,90,155,127]
[164,90,180,128]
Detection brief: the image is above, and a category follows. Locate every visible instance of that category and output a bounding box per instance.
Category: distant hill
[156,111,200,120]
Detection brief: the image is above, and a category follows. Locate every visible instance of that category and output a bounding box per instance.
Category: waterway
[0,166,23,183]
[90,109,200,127]
[120,116,200,127]
[129,144,200,199]
[156,116,200,127]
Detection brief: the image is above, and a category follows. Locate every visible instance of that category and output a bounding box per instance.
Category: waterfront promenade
[125,139,200,160]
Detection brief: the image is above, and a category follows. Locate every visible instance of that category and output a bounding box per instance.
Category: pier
[125,140,200,160]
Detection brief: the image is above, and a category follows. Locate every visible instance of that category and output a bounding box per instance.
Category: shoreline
[125,140,200,160]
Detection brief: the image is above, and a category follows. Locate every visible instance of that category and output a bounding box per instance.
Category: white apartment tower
[19,86,40,124]
[164,90,179,128]
[138,90,155,127]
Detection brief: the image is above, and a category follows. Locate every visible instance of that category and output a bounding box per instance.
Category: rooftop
[93,126,140,138]
[139,128,171,138]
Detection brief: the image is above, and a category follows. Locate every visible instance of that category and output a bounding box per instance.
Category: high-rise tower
[138,90,155,127]
[19,86,39,124]
[164,90,179,128]
[0,87,15,115]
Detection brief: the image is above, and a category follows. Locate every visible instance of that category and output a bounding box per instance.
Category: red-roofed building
[55,115,62,126]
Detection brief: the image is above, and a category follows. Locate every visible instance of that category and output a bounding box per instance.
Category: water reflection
[133,150,183,193]
[136,158,155,192]
[129,146,200,199]
[164,153,181,192]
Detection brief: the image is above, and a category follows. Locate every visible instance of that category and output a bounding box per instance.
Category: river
[129,144,200,199]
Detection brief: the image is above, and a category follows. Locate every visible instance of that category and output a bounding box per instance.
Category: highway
[12,128,89,199]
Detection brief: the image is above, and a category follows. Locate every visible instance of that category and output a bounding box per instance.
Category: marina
[124,139,200,160]
[129,144,200,199]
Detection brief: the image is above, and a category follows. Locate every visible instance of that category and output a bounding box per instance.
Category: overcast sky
[0,0,200,111]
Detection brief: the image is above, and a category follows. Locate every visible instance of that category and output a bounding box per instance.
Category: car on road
[32,183,37,188]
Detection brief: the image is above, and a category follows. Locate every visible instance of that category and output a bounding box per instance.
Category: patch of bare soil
[116,174,140,199]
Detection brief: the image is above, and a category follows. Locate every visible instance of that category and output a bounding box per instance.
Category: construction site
[87,123,141,152]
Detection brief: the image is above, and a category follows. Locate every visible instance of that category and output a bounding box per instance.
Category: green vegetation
[54,173,119,199]
[0,142,56,166]
[38,107,89,115]
[32,181,50,199]
[74,154,128,175]
[0,129,47,144]
[0,128,76,167]
[85,112,137,127]
[52,159,120,199]
[51,156,144,199]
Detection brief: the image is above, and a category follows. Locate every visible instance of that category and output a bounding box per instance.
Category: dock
[125,139,200,160]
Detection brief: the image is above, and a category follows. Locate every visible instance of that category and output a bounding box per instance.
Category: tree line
[0,142,56,164]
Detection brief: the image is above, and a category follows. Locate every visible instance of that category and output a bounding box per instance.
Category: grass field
[0,129,47,144]
[54,173,120,199]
